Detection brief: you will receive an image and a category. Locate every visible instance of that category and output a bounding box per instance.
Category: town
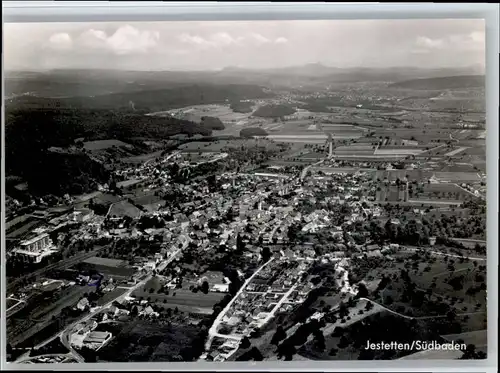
[6,126,487,363]
[4,18,488,365]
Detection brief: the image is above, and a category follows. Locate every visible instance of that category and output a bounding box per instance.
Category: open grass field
[295,151,326,161]
[179,139,280,152]
[350,252,486,323]
[297,310,438,361]
[333,145,376,157]
[117,179,143,189]
[131,288,225,311]
[159,104,249,122]
[437,163,479,173]
[408,259,486,311]
[460,139,486,150]
[375,128,452,143]
[376,169,433,181]
[108,200,142,219]
[143,276,163,293]
[83,257,128,268]
[408,183,476,202]
[96,288,128,306]
[83,139,132,151]
[278,119,318,130]
[433,172,482,183]
[132,192,163,207]
[91,193,122,205]
[442,330,487,349]
[74,261,136,280]
[121,151,163,164]
[97,319,205,362]
[374,148,424,156]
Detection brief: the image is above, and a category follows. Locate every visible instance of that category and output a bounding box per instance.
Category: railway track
[7,246,106,293]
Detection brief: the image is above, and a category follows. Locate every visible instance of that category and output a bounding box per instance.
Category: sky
[4,19,486,71]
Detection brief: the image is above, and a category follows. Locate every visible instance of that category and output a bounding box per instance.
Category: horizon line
[5,63,486,74]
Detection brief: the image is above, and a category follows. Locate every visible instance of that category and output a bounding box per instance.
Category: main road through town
[204,257,275,351]
[15,235,188,364]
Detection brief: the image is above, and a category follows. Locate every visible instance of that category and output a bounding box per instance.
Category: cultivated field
[97,319,206,362]
[74,260,136,281]
[374,148,424,156]
[96,288,128,306]
[83,257,128,268]
[116,179,143,189]
[131,288,225,313]
[179,139,281,152]
[83,140,132,151]
[442,330,487,351]
[433,172,482,183]
[121,151,163,165]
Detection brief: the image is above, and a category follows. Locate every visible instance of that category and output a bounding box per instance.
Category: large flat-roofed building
[12,233,58,263]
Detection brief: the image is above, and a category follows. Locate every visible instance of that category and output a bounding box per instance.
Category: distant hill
[389,75,485,90]
[220,65,485,86]
[6,83,272,112]
[6,67,485,96]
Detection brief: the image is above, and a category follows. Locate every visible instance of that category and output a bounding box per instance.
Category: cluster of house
[206,258,315,361]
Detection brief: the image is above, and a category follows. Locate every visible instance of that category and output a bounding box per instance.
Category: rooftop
[84,331,112,343]
[20,233,49,246]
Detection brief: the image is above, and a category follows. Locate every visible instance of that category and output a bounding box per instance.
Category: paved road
[358,298,486,321]
[204,257,275,350]
[16,241,186,364]
[300,159,326,180]
[262,284,297,325]
[450,238,486,244]
[453,183,485,200]
[404,247,486,261]
[14,353,74,364]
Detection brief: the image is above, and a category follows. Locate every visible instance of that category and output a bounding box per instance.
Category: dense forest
[4,80,274,196]
[200,116,225,130]
[229,101,254,113]
[240,127,269,138]
[4,107,213,196]
[6,84,272,113]
[252,104,296,118]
